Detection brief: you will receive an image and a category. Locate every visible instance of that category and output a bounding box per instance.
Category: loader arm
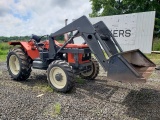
[51,16,109,71]
[50,15,156,82]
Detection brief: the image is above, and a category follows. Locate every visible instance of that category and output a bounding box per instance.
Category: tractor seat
[54,40,88,48]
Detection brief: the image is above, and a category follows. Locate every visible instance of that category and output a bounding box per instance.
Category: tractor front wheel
[47,60,74,93]
[80,58,99,80]
[7,48,32,81]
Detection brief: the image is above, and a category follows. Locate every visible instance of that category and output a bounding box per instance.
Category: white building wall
[89,11,155,53]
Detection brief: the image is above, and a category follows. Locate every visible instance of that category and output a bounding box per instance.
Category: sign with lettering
[89,11,155,53]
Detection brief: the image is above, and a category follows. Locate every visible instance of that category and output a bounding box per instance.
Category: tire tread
[7,48,32,81]
[47,60,74,93]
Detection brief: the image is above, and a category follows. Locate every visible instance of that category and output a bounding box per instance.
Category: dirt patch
[1,62,160,119]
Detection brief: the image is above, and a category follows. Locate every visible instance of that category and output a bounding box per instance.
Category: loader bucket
[107,49,156,83]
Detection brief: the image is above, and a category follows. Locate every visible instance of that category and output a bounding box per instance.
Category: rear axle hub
[55,73,62,81]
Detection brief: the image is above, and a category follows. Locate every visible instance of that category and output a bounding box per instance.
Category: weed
[54,103,61,115]
[43,102,61,117]
[33,83,53,92]
[76,77,85,84]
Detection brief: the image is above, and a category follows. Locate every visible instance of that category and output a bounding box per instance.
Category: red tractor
[7,16,156,92]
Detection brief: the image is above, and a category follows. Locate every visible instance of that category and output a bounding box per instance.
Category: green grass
[153,38,160,51]
[0,42,11,62]
[54,103,61,115]
[0,39,160,63]
[33,83,53,92]
[76,77,85,84]
[0,42,12,50]
[57,40,64,43]
[0,55,7,62]
[145,53,160,64]
[43,102,61,117]
[146,54,160,59]
[0,49,9,55]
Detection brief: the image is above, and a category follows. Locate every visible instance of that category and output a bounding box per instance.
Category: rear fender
[9,41,39,60]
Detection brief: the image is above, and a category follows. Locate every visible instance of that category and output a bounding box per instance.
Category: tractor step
[32,58,48,70]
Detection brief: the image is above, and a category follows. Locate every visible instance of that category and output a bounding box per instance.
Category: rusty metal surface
[107,49,156,83]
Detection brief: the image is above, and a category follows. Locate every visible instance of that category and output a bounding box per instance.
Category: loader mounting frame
[48,16,155,82]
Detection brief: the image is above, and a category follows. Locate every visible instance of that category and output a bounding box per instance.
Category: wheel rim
[81,64,93,77]
[49,67,67,89]
[9,55,20,75]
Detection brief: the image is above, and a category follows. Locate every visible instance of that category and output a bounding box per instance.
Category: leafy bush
[0,42,13,50]
[0,50,8,55]
[0,42,12,62]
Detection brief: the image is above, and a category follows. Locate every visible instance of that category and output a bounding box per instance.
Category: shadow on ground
[20,73,119,101]
[71,77,119,101]
[11,72,160,119]
[122,88,160,120]
[21,73,48,87]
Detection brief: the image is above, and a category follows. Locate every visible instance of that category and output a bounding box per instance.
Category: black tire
[7,48,32,81]
[80,58,99,80]
[47,60,74,93]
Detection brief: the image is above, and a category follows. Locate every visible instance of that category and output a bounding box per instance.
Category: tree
[90,0,160,37]
[90,0,125,17]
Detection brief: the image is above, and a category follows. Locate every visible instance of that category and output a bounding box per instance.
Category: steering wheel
[31,34,48,51]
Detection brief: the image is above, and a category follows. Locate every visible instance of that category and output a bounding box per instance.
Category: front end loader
[7,16,156,93]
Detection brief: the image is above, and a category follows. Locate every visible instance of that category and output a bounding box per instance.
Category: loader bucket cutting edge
[107,49,156,83]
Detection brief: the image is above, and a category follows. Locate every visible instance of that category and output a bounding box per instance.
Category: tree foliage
[0,35,64,42]
[0,36,31,42]
[90,0,160,37]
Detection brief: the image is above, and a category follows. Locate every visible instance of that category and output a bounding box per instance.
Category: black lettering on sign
[113,30,118,37]
[125,30,131,37]
[111,29,131,37]
[119,30,124,37]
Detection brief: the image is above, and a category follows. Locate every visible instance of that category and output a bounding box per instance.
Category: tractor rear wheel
[80,58,99,80]
[47,60,74,93]
[7,48,32,81]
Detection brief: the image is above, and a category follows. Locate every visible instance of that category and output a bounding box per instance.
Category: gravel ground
[1,62,160,120]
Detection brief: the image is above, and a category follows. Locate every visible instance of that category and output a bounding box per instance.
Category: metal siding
[135,11,155,53]
[89,11,155,53]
